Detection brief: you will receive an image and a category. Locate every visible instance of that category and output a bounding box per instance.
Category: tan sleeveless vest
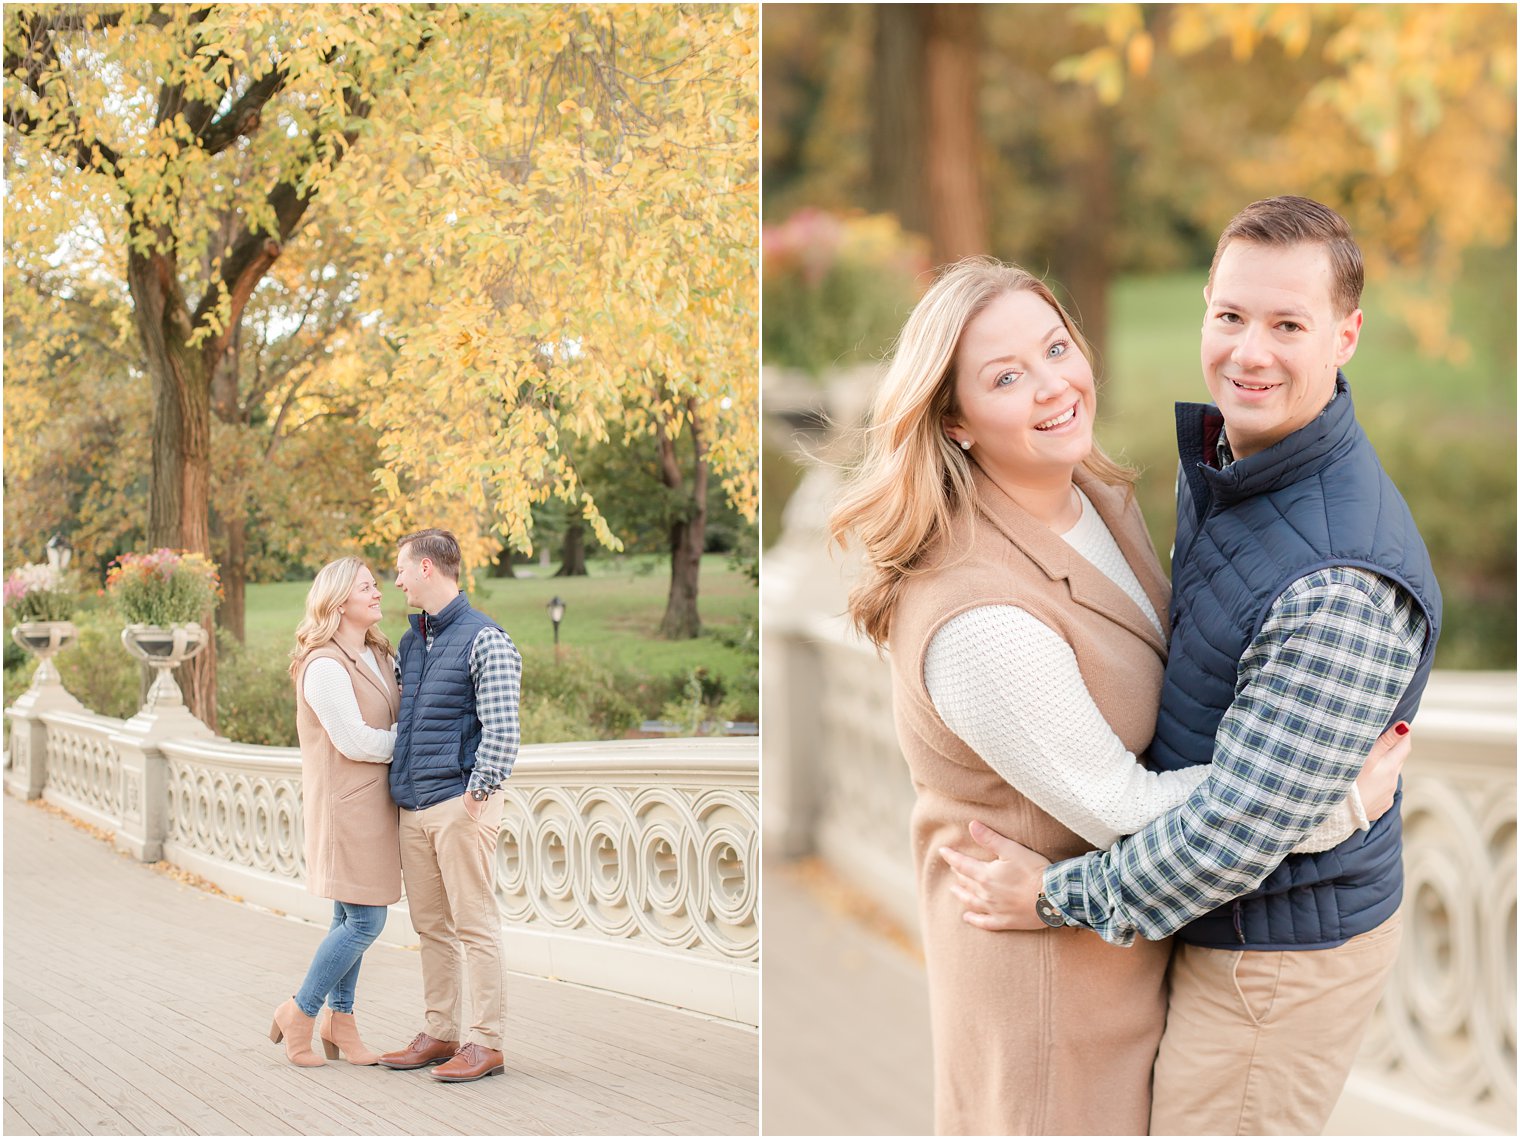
[890,464,1170,862]
[887,464,1174,1135]
[294,643,403,906]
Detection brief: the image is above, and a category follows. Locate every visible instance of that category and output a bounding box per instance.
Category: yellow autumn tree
[5,4,759,729]
[348,5,758,638]
[1051,2,1516,355]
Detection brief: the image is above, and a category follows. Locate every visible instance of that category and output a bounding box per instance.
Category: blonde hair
[828,256,1136,647]
[289,556,393,677]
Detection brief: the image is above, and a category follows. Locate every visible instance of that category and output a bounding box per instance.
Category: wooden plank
[760,858,933,1136]
[4,1054,86,1136]
[2,1010,144,1135]
[3,792,757,1137]
[3,1101,42,1137]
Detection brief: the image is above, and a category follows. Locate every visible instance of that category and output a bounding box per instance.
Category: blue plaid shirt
[1041,565,1426,947]
[397,622,522,795]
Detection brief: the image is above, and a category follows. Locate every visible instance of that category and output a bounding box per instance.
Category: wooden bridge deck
[2,792,756,1137]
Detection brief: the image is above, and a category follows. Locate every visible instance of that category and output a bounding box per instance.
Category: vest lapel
[334,643,400,719]
[971,467,1168,662]
[1077,470,1172,648]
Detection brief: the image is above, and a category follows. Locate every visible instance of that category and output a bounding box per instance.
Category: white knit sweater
[301,648,397,763]
[926,489,1366,852]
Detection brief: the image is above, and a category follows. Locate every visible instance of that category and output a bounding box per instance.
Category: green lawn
[243,553,757,692]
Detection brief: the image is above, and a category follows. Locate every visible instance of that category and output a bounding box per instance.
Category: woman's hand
[1356,721,1412,822]
[937,820,1053,931]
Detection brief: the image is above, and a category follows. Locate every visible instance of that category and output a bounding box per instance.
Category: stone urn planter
[11,620,78,691]
[121,622,209,711]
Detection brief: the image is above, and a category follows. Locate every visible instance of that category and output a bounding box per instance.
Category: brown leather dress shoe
[378,1031,460,1070]
[431,1041,505,1083]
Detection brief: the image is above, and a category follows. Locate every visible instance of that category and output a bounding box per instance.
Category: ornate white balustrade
[5,696,758,1025]
[494,740,757,1021]
[763,461,1517,1134]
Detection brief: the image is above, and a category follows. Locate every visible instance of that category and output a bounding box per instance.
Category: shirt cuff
[1042,856,1139,948]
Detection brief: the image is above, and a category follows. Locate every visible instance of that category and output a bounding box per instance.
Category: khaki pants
[1150,911,1403,1136]
[399,793,507,1050]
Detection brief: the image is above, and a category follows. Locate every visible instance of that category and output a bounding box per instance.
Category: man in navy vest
[377,528,522,1084]
[939,197,1441,1133]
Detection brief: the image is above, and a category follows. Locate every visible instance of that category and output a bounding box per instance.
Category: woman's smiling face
[944,288,1096,485]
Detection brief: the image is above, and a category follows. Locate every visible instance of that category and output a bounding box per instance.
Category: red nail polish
[1394,722,1409,736]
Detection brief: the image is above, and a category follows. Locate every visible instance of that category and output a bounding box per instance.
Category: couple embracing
[831,196,1441,1135]
[268,528,517,1084]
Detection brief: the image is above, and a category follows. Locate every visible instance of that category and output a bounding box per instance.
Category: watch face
[1035,894,1065,928]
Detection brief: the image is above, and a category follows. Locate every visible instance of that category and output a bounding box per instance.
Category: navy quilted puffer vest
[391,592,501,811]
[1153,374,1441,949]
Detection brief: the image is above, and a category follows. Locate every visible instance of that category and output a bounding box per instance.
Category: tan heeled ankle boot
[268,998,326,1067]
[318,1007,382,1065]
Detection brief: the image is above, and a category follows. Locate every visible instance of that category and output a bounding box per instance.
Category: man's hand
[938,820,1053,931]
[1356,721,1412,822]
[463,791,485,820]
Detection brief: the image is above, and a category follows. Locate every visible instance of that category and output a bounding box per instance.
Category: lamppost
[547,596,566,662]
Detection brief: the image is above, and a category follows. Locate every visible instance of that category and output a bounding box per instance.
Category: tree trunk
[126,246,218,731]
[660,514,704,640]
[555,520,588,577]
[870,6,987,265]
[656,400,707,640]
[923,5,987,263]
[1050,99,1116,368]
[491,546,518,578]
[870,7,928,236]
[219,513,247,644]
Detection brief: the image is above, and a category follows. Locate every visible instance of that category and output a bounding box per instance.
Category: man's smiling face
[1201,240,1363,460]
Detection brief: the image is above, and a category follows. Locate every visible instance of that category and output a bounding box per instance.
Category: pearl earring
[958,439,971,451]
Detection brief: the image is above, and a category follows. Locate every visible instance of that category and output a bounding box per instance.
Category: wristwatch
[469,786,493,803]
[1034,891,1066,929]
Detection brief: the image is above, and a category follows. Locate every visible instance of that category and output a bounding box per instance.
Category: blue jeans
[293,901,388,1017]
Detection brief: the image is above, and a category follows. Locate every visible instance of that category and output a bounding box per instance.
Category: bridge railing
[5,685,757,1026]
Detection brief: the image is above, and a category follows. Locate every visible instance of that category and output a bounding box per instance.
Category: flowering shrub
[3,563,76,623]
[105,549,222,626]
[762,208,931,376]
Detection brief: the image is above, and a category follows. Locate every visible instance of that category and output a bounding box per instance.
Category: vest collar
[1178,372,1360,508]
[969,465,1170,656]
[328,641,400,715]
[409,591,472,639]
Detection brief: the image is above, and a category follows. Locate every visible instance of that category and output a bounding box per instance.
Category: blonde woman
[828,258,1404,1134]
[268,557,401,1068]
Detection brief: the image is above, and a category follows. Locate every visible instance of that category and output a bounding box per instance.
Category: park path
[2,792,757,1137]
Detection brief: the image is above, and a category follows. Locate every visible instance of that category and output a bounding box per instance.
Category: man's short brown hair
[398,528,462,581]
[1209,195,1364,318]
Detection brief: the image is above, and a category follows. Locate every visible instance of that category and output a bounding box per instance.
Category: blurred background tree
[762,2,1515,669]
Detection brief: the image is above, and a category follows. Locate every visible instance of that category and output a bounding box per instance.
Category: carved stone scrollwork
[1362,770,1517,1118]
[45,723,122,817]
[497,771,758,963]
[165,760,305,880]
